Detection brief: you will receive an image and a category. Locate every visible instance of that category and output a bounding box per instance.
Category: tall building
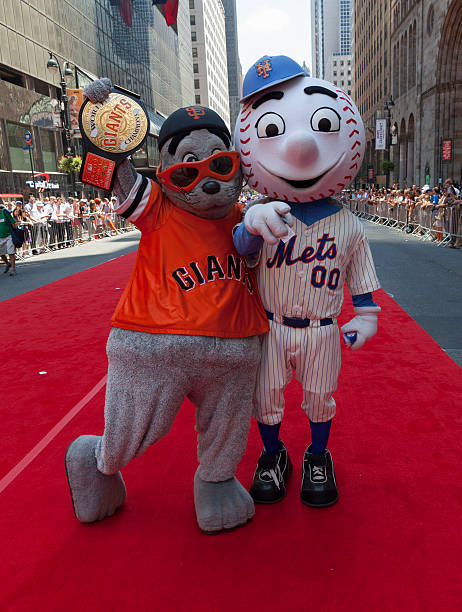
[354,0,462,187]
[221,0,242,132]
[389,0,462,187]
[0,0,195,195]
[310,0,353,96]
[353,0,391,185]
[189,0,230,128]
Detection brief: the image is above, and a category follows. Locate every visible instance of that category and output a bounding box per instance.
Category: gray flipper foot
[65,435,126,523]
[194,469,255,534]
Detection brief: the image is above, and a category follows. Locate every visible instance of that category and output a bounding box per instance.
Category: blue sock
[309,419,332,454]
[257,422,281,455]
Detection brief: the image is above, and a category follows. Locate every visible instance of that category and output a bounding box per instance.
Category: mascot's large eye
[255,112,285,138]
[310,108,341,132]
[182,153,198,163]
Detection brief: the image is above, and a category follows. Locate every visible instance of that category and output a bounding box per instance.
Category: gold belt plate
[80,92,148,155]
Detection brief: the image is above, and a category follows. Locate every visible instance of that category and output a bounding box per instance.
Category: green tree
[58,155,82,174]
[381,159,395,173]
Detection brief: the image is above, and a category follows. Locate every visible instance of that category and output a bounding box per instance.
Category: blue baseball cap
[241,55,306,103]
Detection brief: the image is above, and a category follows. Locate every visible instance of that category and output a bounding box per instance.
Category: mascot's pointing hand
[244,201,294,245]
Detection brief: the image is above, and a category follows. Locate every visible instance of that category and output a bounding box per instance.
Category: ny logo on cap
[185,106,206,120]
[255,59,272,79]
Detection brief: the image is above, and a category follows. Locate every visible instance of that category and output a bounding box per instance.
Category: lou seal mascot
[65,79,269,533]
[233,56,381,507]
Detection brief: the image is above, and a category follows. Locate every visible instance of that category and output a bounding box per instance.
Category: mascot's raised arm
[65,78,269,534]
[233,56,381,508]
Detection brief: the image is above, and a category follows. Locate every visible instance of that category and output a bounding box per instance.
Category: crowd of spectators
[2,180,460,278]
[345,178,462,248]
[0,193,131,261]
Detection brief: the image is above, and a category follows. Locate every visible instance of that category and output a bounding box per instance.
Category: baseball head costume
[236,55,365,202]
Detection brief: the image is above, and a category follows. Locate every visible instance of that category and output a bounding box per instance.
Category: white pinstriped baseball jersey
[256,207,380,320]
[251,207,380,422]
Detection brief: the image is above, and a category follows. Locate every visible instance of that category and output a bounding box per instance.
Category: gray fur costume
[65,80,266,533]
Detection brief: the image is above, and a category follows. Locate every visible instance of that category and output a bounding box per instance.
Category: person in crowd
[41,196,57,249]
[56,196,74,247]
[29,200,48,253]
[0,199,18,275]
[87,199,103,239]
[12,201,32,257]
[72,198,84,242]
[100,197,119,235]
[25,195,35,215]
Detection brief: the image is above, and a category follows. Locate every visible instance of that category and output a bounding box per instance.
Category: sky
[236,0,312,76]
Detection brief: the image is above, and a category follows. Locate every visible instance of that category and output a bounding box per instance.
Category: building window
[191,31,197,41]
[193,63,199,74]
[194,79,200,89]
[195,95,201,104]
[189,0,195,8]
[7,121,34,171]
[39,128,58,172]
[192,47,198,58]
[190,15,195,25]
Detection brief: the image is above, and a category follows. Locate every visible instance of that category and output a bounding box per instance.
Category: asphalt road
[363,221,462,367]
[0,231,141,302]
[2,221,461,368]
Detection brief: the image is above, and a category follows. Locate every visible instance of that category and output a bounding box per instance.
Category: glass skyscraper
[0,0,195,194]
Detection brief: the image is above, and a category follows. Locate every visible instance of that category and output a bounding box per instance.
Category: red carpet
[1,254,462,611]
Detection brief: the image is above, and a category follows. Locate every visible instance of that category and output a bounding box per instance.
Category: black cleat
[300,445,339,507]
[249,441,293,504]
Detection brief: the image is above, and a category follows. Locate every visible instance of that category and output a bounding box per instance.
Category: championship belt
[79,86,150,191]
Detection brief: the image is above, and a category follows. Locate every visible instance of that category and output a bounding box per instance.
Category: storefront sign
[25,173,59,189]
[68,88,84,138]
[367,165,374,181]
[375,119,387,150]
[442,139,452,161]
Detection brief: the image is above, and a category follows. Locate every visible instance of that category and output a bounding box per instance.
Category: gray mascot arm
[82,78,138,202]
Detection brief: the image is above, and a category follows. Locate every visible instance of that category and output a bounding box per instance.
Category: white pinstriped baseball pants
[253,319,341,424]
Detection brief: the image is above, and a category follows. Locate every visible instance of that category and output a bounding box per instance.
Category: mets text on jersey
[266,233,337,268]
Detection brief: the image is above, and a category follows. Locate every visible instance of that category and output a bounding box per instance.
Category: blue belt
[265,310,333,329]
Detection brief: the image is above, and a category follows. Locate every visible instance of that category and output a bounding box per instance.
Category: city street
[3,220,461,367]
[1,0,461,607]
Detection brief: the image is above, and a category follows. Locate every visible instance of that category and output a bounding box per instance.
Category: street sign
[24,130,32,145]
[22,143,34,150]
[375,119,387,150]
[442,139,452,161]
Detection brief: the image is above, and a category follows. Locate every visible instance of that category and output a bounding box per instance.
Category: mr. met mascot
[233,56,381,507]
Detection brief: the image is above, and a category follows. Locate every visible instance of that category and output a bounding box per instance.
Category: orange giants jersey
[111,176,269,338]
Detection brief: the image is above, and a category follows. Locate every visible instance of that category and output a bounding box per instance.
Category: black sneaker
[300,445,339,507]
[249,441,293,504]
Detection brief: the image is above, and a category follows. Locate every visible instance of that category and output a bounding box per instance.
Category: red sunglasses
[156,150,241,193]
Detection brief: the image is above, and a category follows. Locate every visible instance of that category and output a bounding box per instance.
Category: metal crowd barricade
[342,196,462,248]
[14,212,137,260]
